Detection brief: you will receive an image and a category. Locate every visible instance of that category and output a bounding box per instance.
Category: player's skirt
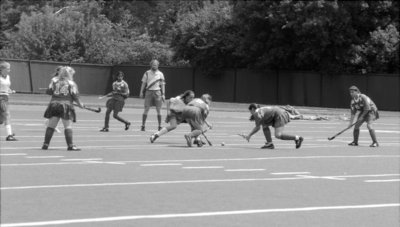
[358,109,379,123]
[182,106,204,131]
[106,97,125,112]
[44,101,76,122]
[144,90,163,108]
[166,110,184,124]
[270,110,290,128]
[0,95,9,123]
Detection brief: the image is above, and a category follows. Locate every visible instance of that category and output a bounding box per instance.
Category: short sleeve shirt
[142,70,165,91]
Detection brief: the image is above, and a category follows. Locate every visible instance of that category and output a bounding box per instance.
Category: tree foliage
[0,0,398,73]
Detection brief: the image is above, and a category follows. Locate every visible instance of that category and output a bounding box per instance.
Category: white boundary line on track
[0,153,26,156]
[224,169,265,172]
[182,166,224,169]
[141,163,182,167]
[2,155,399,167]
[2,173,399,190]
[271,172,310,175]
[1,203,398,227]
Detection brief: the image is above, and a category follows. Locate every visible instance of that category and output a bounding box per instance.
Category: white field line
[182,166,224,169]
[1,173,398,191]
[25,156,64,159]
[271,172,310,175]
[365,179,400,183]
[140,163,182,167]
[224,169,265,172]
[0,153,26,156]
[2,155,399,167]
[1,203,399,227]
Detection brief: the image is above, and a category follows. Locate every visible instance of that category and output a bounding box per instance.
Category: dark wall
[5,59,399,111]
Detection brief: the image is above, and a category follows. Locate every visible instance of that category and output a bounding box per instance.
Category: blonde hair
[58,66,75,80]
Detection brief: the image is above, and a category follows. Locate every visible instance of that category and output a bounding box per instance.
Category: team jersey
[112,80,129,100]
[169,96,186,113]
[253,106,282,127]
[0,75,11,96]
[188,98,209,118]
[142,70,165,91]
[48,77,79,103]
[350,94,378,115]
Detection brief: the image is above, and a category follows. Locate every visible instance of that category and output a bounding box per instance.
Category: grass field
[1,96,399,227]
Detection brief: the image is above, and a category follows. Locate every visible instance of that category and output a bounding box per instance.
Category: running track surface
[1,103,399,227]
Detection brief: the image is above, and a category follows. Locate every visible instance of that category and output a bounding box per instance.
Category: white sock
[295,135,299,140]
[157,127,169,136]
[6,124,13,135]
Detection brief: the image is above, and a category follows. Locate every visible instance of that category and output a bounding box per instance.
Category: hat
[349,86,360,92]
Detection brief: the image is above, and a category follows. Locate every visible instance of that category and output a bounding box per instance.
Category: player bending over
[242,103,303,149]
[150,90,195,143]
[348,86,379,147]
[182,94,213,147]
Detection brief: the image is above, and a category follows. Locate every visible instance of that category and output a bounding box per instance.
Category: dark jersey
[48,77,79,104]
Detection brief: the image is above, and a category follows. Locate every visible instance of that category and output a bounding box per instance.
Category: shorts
[144,90,163,108]
[106,98,125,112]
[44,102,76,122]
[166,110,184,124]
[271,110,290,128]
[0,95,9,124]
[182,106,205,131]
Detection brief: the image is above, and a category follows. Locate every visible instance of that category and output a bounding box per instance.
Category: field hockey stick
[328,120,361,141]
[201,125,213,146]
[237,133,249,142]
[73,104,101,113]
[98,92,113,100]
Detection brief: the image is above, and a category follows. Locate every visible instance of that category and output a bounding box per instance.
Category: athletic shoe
[295,137,304,149]
[370,142,379,147]
[100,128,109,132]
[6,135,17,141]
[141,126,145,131]
[67,145,81,151]
[194,139,206,146]
[158,126,162,131]
[125,122,131,131]
[261,143,275,149]
[41,143,49,150]
[348,141,358,146]
[150,134,159,143]
[184,134,192,147]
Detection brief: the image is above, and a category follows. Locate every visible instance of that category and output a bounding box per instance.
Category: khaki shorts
[144,90,163,108]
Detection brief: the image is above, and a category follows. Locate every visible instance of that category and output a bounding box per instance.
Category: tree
[171,0,240,75]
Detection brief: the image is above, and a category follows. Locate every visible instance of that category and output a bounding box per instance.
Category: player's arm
[246,121,261,141]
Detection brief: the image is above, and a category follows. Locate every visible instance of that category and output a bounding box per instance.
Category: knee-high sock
[113,113,128,124]
[104,110,111,128]
[157,115,162,126]
[64,129,73,147]
[142,114,147,126]
[5,124,13,135]
[157,127,169,137]
[279,134,296,140]
[369,129,377,143]
[44,127,55,145]
[353,129,360,143]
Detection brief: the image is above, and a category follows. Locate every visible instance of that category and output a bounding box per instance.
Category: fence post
[27,59,33,93]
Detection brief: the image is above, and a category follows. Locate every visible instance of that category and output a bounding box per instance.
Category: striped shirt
[142,70,165,91]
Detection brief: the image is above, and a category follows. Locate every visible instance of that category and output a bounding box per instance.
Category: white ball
[221,142,225,146]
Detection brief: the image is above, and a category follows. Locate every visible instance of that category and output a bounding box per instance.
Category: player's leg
[1,101,17,141]
[155,92,163,130]
[112,111,130,130]
[150,117,177,143]
[261,126,274,149]
[61,119,80,151]
[42,117,59,149]
[349,119,364,146]
[100,108,112,132]
[366,117,378,147]
[274,126,303,149]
